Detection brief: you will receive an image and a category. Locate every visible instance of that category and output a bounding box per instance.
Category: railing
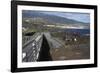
[22,33,43,62]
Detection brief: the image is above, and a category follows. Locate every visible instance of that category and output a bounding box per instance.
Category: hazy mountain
[22,11,89,29]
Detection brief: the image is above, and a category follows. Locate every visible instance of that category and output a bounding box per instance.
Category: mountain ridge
[22,11,89,25]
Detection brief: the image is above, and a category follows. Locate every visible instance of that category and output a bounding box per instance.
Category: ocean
[64,29,90,36]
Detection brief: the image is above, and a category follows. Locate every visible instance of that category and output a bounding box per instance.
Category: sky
[40,11,90,23]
